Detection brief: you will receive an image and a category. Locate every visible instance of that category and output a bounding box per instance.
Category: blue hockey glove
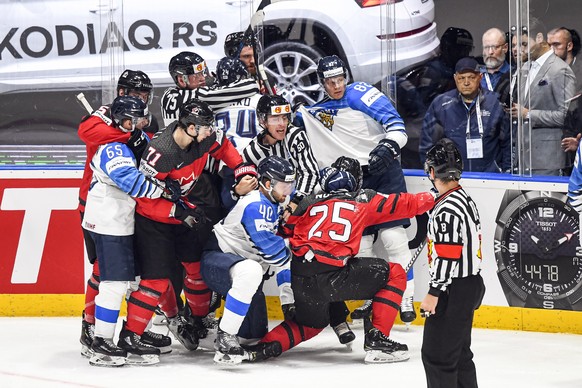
[161,178,182,202]
[319,166,357,193]
[368,139,400,175]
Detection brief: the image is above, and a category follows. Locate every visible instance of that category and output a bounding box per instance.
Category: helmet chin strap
[182,123,199,141]
[259,181,277,203]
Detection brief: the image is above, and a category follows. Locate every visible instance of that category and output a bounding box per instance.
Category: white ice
[0,317,581,388]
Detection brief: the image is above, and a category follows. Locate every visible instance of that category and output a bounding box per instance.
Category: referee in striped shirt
[420,138,486,388]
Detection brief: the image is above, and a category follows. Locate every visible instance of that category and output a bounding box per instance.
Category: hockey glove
[281,303,296,321]
[126,129,149,160]
[233,162,258,183]
[173,202,208,228]
[319,166,357,193]
[162,178,182,203]
[368,139,400,175]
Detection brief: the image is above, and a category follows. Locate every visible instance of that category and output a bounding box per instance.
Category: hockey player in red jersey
[246,156,436,364]
[124,98,257,352]
[77,69,166,359]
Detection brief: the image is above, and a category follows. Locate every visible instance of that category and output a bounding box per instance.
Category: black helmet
[224,31,245,57]
[424,138,463,180]
[256,94,292,123]
[440,27,474,66]
[258,155,296,183]
[110,96,150,132]
[169,51,207,85]
[215,56,249,87]
[117,69,153,104]
[317,55,348,85]
[331,156,363,192]
[179,98,214,128]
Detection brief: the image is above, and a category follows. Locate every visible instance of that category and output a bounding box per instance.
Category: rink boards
[1,168,582,334]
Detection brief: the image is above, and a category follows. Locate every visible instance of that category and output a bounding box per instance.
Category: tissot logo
[0,19,217,60]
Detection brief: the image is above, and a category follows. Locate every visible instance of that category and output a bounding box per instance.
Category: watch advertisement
[404,174,582,312]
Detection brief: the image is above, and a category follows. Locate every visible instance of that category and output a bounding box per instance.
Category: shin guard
[126,279,171,335]
[182,262,212,317]
[372,263,406,336]
[83,260,100,324]
[260,320,323,353]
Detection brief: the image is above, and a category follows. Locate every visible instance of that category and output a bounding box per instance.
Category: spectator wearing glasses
[481,28,511,106]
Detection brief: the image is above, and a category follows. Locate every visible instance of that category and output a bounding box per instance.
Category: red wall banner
[0,174,85,294]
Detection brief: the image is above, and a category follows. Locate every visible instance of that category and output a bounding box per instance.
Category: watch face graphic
[494,190,582,310]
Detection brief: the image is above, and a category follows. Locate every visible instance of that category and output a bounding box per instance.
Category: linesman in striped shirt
[420,138,486,388]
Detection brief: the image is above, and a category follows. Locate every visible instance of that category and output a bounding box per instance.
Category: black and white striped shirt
[160,87,197,127]
[427,185,482,294]
[243,125,320,197]
[160,79,259,128]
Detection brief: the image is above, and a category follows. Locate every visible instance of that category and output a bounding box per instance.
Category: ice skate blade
[152,314,167,326]
[156,345,172,354]
[214,351,244,366]
[364,350,410,364]
[125,353,160,366]
[81,345,93,359]
[89,353,126,367]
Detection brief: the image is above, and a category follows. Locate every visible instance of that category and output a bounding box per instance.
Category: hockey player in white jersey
[200,155,296,365]
[83,96,181,367]
[296,55,417,325]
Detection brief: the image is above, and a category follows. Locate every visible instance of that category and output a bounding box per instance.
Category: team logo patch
[311,109,337,131]
[270,104,291,115]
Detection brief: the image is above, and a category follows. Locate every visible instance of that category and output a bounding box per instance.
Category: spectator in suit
[510,40,576,175]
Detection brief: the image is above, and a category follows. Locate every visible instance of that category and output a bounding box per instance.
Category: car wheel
[262,42,325,106]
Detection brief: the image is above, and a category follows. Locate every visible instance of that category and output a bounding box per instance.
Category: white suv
[0,0,438,161]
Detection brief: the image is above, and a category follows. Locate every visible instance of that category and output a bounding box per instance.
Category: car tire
[262,41,326,106]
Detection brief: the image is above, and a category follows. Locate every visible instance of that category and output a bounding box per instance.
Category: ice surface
[0,317,580,388]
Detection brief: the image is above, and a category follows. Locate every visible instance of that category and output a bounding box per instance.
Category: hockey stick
[404,237,427,273]
[244,0,275,96]
[76,92,94,114]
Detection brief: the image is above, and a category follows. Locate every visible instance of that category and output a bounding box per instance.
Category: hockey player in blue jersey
[295,55,417,325]
[82,96,181,367]
[200,155,296,365]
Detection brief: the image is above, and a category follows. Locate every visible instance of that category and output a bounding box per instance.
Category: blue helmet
[110,96,150,132]
[215,57,249,86]
[258,155,296,183]
[424,138,463,180]
[320,166,357,193]
[317,55,348,85]
[331,156,363,192]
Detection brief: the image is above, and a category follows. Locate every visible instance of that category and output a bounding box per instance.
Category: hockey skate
[89,336,127,367]
[166,314,199,351]
[214,328,245,365]
[180,304,209,339]
[141,330,172,354]
[117,325,161,366]
[242,341,283,363]
[363,317,409,364]
[349,299,372,328]
[400,296,417,327]
[332,321,356,346]
[80,318,95,358]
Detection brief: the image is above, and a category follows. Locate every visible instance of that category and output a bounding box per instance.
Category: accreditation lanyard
[465,97,484,159]
[484,73,494,91]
